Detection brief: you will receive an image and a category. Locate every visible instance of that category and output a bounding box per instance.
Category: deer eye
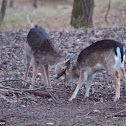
[63,68,66,71]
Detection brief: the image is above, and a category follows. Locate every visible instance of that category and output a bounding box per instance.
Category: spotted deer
[56,40,126,102]
[24,28,65,90]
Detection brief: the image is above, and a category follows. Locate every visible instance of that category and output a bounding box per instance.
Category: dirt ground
[0,28,126,126]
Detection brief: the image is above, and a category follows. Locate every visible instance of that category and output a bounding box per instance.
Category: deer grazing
[24,28,65,90]
[56,39,126,102]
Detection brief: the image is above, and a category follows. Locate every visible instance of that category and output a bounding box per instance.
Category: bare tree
[33,0,37,8]
[10,0,14,8]
[71,0,94,28]
[105,0,111,24]
[0,0,8,26]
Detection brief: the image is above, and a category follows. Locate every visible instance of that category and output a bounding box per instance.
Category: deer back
[25,28,64,65]
[76,40,124,70]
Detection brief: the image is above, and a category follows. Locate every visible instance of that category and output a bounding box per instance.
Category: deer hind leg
[29,61,39,89]
[43,65,53,91]
[113,71,121,102]
[69,70,87,101]
[106,64,121,102]
[24,54,31,86]
[85,73,96,98]
[121,68,126,92]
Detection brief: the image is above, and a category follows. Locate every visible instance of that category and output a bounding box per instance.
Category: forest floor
[0,0,126,126]
[0,28,126,126]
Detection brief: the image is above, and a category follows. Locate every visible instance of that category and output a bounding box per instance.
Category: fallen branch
[45,87,60,104]
[28,90,51,98]
[0,79,60,103]
[106,110,126,118]
[0,83,43,92]
[0,79,66,92]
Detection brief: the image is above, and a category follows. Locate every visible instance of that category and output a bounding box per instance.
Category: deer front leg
[69,70,87,101]
[24,63,30,85]
[24,55,31,86]
[29,62,38,89]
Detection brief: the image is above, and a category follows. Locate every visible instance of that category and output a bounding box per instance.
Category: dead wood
[27,90,51,98]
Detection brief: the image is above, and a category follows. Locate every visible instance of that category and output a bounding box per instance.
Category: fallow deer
[24,28,65,90]
[56,39,126,102]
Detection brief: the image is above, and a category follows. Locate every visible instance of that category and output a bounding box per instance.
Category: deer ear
[65,60,70,69]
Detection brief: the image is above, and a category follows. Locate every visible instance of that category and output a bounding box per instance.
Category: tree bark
[0,0,8,26]
[33,0,37,8]
[71,0,94,28]
[10,0,14,8]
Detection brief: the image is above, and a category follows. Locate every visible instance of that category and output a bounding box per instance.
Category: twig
[45,87,60,104]
[0,79,70,93]
[106,110,126,118]
[0,84,44,92]
[105,0,111,24]
[2,45,21,48]
[28,90,51,98]
[77,111,96,118]
[0,79,46,92]
[84,111,92,117]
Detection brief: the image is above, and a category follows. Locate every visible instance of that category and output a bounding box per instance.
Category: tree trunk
[10,0,14,8]
[33,0,37,8]
[0,0,8,26]
[71,0,94,28]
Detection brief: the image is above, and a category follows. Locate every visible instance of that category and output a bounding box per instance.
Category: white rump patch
[114,47,123,71]
[121,47,126,68]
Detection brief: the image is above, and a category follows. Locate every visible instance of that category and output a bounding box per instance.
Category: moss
[73,20,86,28]
[75,0,79,2]
[73,5,83,19]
